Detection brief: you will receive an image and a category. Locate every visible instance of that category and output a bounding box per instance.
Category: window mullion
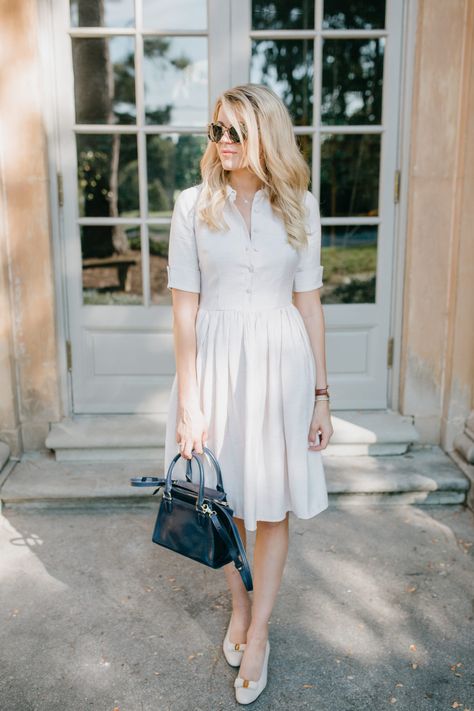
[314,0,322,201]
[134,0,150,307]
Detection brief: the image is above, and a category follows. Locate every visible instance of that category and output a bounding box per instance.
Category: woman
[164,83,333,704]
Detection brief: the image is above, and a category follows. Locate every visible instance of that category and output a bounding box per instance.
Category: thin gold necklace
[236,193,253,204]
[232,186,263,204]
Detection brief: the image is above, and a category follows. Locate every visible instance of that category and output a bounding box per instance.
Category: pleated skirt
[164,303,329,531]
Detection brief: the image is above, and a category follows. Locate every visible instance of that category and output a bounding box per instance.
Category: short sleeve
[292,191,324,292]
[166,187,201,293]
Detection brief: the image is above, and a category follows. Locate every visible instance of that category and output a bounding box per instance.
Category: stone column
[400,0,474,447]
[0,0,61,456]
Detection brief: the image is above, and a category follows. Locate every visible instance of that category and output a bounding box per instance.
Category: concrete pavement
[0,498,473,710]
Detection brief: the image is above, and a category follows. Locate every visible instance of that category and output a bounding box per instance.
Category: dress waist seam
[198,303,294,313]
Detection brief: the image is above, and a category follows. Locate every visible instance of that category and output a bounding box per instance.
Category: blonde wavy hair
[197,83,312,249]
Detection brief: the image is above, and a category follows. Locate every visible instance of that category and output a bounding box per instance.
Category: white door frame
[387,0,419,414]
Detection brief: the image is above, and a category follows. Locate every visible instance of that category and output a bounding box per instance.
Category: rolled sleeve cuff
[167,265,201,293]
[293,266,324,292]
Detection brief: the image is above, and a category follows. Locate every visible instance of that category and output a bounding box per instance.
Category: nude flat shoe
[222,614,247,667]
[234,640,270,704]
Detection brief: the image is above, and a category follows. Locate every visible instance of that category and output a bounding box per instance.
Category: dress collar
[225,183,268,203]
[225,184,236,199]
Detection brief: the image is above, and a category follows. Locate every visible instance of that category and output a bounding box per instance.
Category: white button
[248,265,254,272]
[246,288,251,294]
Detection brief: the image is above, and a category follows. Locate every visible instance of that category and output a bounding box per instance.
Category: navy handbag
[130,446,253,591]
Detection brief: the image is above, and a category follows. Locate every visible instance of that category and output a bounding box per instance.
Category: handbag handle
[130,446,224,495]
[164,451,206,510]
[185,445,225,493]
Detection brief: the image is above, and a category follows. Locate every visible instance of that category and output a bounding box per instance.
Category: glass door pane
[250,38,314,125]
[142,0,207,31]
[321,38,384,125]
[70,0,135,28]
[322,1,386,29]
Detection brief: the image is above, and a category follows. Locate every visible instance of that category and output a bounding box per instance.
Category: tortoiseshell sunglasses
[207,121,248,143]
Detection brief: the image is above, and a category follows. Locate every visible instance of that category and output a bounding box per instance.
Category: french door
[50,0,403,413]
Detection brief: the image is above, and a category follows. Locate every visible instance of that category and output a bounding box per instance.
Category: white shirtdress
[164,182,329,531]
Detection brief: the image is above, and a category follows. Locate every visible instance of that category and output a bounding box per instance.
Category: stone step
[0,446,468,512]
[45,410,420,461]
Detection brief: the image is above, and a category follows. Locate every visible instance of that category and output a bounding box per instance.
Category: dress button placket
[247,198,255,298]
[230,188,261,299]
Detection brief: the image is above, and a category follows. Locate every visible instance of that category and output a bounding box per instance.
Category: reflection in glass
[70,0,135,28]
[322,0,386,30]
[149,225,172,304]
[321,39,384,125]
[144,37,208,126]
[321,225,377,304]
[147,134,207,216]
[250,40,314,126]
[252,0,314,30]
[72,37,136,124]
[81,225,143,304]
[143,0,207,31]
[76,134,139,218]
[320,133,380,217]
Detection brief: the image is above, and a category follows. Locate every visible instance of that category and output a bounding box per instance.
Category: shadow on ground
[0,503,473,710]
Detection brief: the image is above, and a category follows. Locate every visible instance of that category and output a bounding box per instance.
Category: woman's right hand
[176,403,208,460]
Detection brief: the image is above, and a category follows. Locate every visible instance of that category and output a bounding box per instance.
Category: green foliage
[321,39,384,126]
[83,289,143,305]
[322,244,377,277]
[322,245,377,304]
[331,276,376,304]
[77,134,139,219]
[128,236,168,257]
[112,48,136,123]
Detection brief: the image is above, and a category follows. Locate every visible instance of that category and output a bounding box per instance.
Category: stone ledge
[0,446,468,511]
[45,410,420,460]
[454,430,474,465]
[45,414,168,449]
[449,449,474,512]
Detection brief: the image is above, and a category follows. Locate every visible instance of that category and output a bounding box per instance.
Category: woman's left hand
[308,401,334,451]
